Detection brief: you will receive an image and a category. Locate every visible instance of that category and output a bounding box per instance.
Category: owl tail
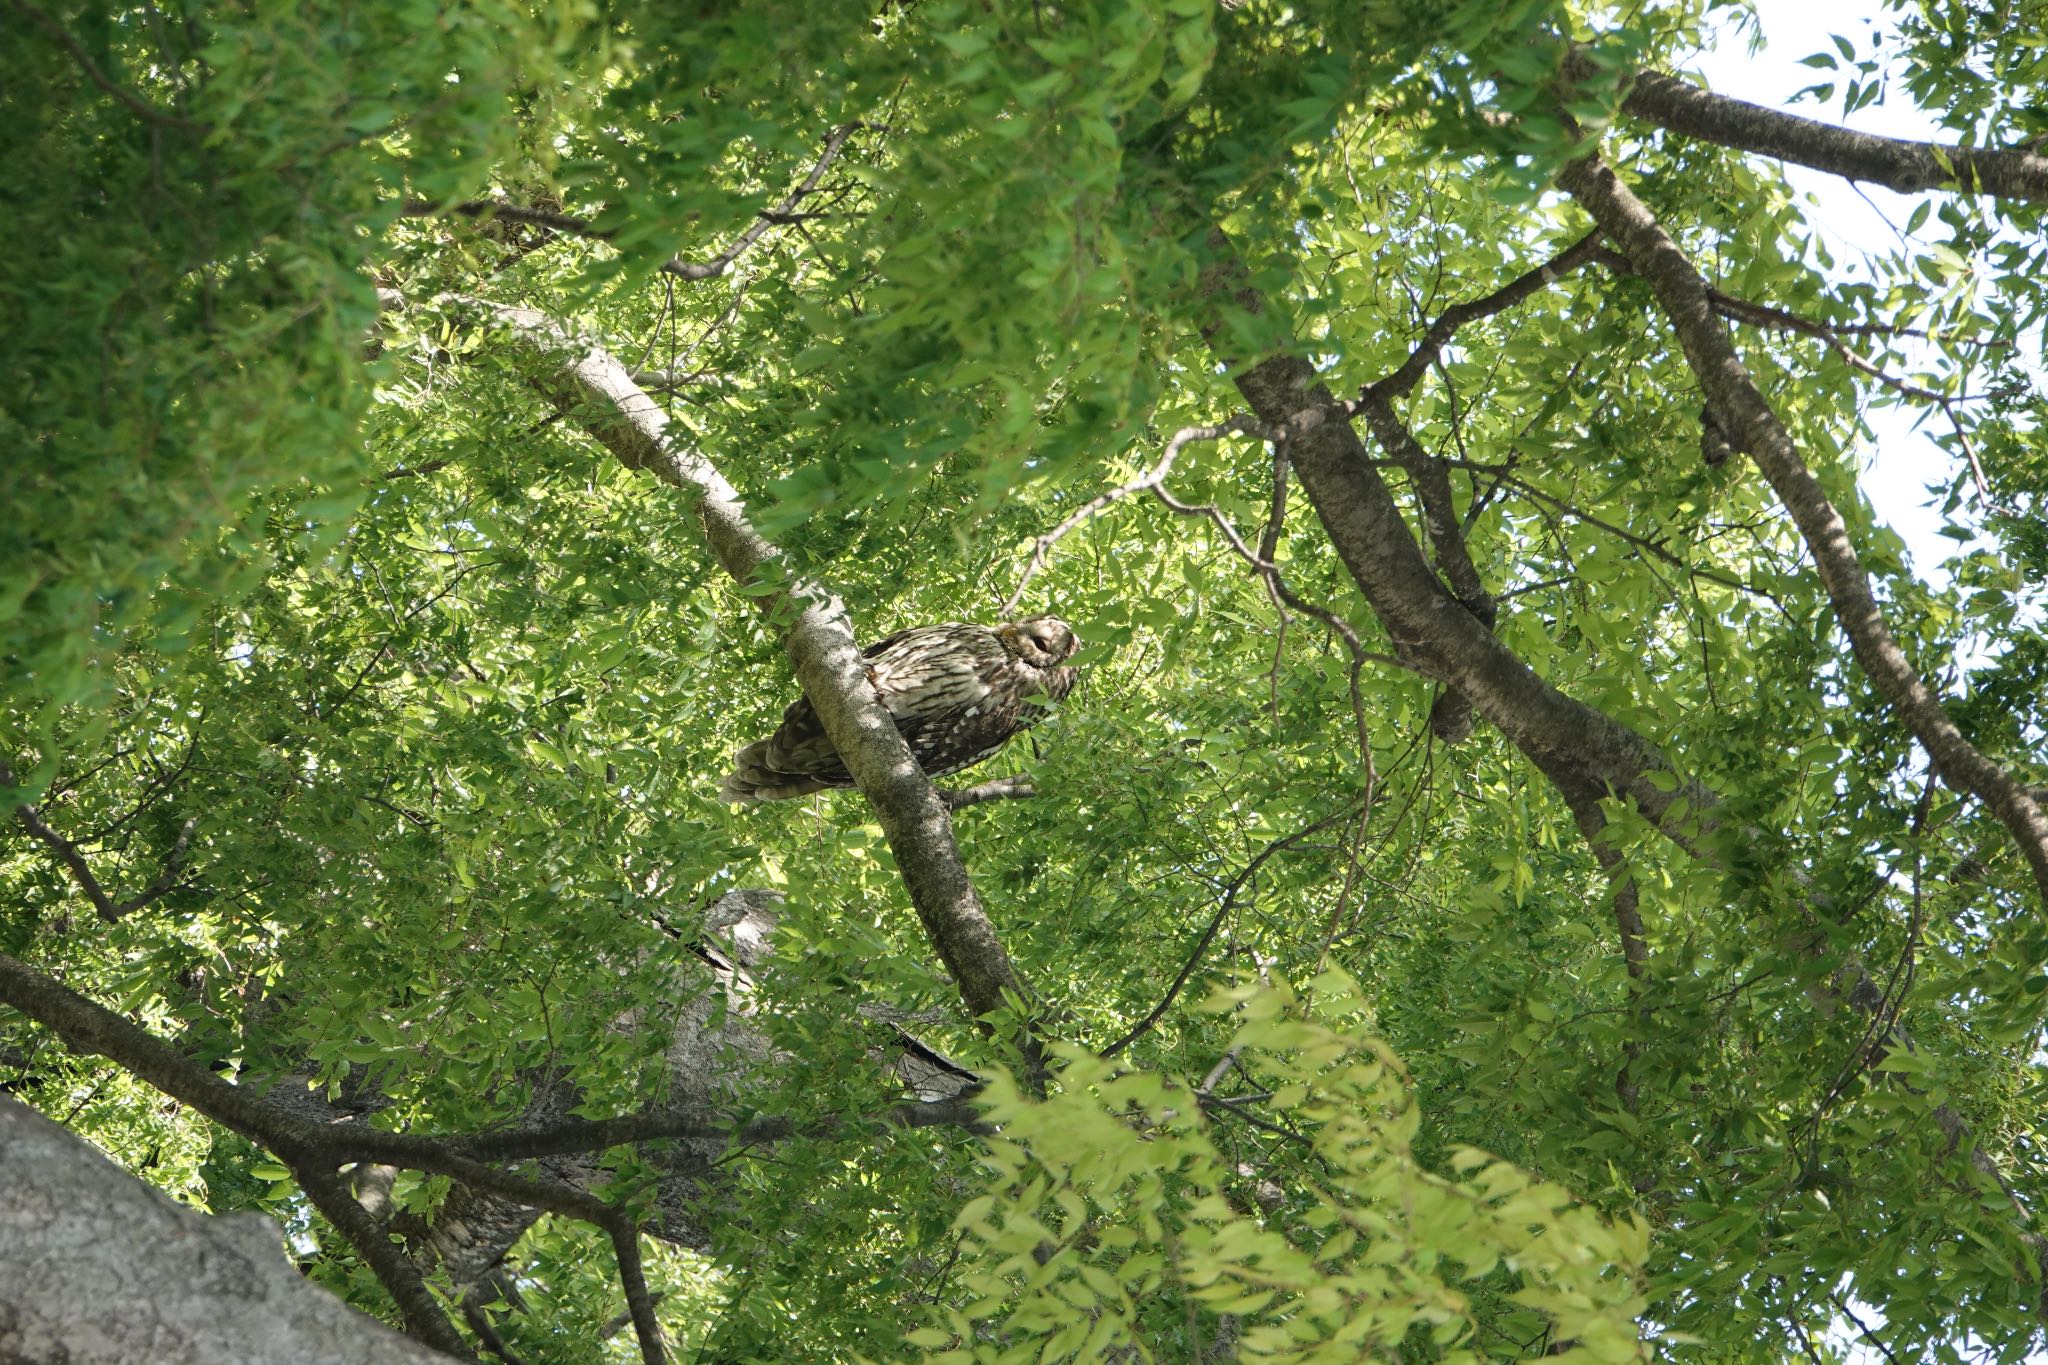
[718,741,833,803]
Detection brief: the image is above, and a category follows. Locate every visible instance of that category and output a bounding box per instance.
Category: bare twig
[1003,419,1267,614]
[1100,802,1365,1059]
[1709,289,1999,502]
[1395,456,1777,604]
[1004,419,1406,778]
[665,123,859,281]
[1827,1292,1903,1365]
[941,776,1038,809]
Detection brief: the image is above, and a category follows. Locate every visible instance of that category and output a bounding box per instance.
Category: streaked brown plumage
[719,615,1080,802]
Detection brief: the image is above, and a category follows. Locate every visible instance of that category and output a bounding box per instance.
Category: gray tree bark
[0,1096,452,1365]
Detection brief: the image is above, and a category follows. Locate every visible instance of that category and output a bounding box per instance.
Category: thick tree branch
[0,1097,455,1365]
[0,951,477,1354]
[1557,149,2048,907]
[297,1167,476,1358]
[1197,230,1694,826]
[1600,64,2048,202]
[1343,232,1613,749]
[0,951,707,1361]
[397,295,1034,1061]
[1,913,994,1347]
[314,1098,989,1167]
[1352,391,1496,743]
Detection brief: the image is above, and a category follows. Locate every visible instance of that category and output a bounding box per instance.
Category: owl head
[996,614,1078,668]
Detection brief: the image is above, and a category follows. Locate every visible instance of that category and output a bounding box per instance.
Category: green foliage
[928,973,1648,1361]
[5,0,2048,1360]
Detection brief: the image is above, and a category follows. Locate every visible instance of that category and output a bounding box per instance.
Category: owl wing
[720,622,1064,799]
[865,625,1005,724]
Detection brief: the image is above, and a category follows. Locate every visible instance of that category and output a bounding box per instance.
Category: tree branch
[605,1221,666,1365]
[390,294,1037,1071]
[298,1167,476,1358]
[1556,148,2048,907]
[0,1097,456,1364]
[1197,229,1696,827]
[4,761,199,923]
[941,776,1039,809]
[0,951,698,1361]
[1003,418,1407,774]
[1708,289,1999,500]
[1360,229,1610,405]
[9,0,209,132]
[662,123,860,281]
[0,951,477,1352]
[1002,418,1269,615]
[1598,63,2048,202]
[1100,802,1363,1059]
[400,123,862,283]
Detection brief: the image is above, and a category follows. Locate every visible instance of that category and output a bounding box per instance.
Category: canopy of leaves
[4,0,2047,1361]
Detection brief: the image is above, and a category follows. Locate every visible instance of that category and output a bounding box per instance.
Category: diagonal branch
[4,762,198,924]
[0,1097,457,1364]
[1100,801,1364,1059]
[9,0,209,132]
[1002,419,1269,614]
[387,294,1035,1067]
[0,950,689,1359]
[1342,237,1621,748]
[1197,230,1694,827]
[662,123,860,282]
[1192,229,2048,1318]
[1557,148,2048,907]
[299,1167,477,1358]
[1361,229,1610,405]
[0,950,476,1354]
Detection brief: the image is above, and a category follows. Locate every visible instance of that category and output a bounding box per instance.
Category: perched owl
[719,616,1080,802]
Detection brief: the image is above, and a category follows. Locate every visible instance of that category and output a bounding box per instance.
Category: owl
[719,615,1080,802]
